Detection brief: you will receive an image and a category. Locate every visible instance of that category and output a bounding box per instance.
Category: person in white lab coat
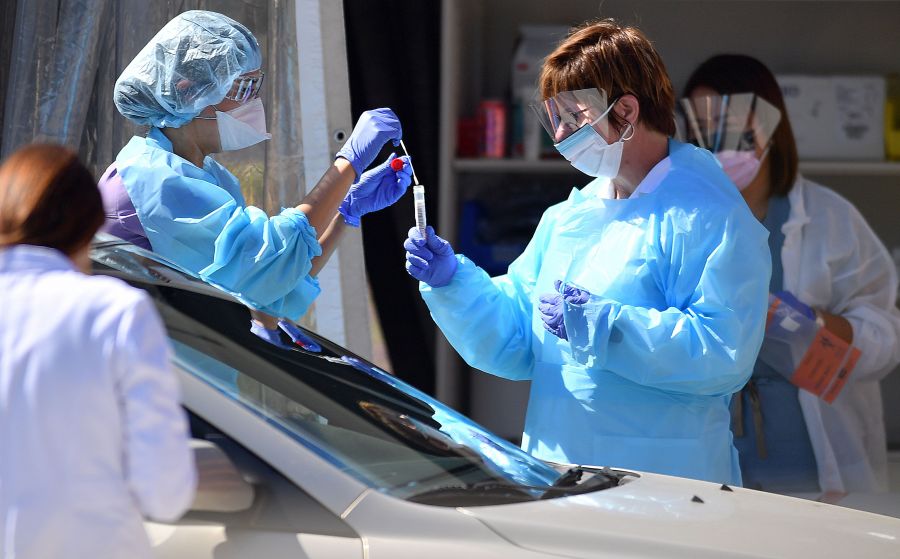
[685,54,900,493]
[0,145,196,559]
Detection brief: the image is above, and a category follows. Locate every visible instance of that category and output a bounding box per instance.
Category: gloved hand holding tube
[758,292,861,403]
[336,108,403,179]
[404,226,457,287]
[338,153,412,226]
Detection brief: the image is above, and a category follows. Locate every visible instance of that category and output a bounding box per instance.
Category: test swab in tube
[399,140,427,239]
[399,140,420,185]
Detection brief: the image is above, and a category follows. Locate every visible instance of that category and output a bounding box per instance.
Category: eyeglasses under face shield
[529,88,612,144]
[224,71,265,103]
[678,92,781,154]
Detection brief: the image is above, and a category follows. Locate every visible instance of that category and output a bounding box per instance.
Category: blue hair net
[113,10,262,128]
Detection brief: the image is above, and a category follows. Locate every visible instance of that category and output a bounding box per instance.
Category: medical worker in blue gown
[101,10,411,339]
[404,20,771,484]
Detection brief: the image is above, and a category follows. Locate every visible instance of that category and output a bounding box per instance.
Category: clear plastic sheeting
[113,10,263,128]
[0,0,305,220]
[679,93,782,154]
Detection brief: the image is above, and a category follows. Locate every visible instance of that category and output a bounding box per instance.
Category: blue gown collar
[146,127,176,153]
[571,138,684,203]
[145,127,223,186]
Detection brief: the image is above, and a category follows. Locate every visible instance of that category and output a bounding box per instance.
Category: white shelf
[798,161,900,176]
[455,158,900,177]
[454,158,576,173]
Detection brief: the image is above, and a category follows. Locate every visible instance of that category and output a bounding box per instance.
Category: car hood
[460,471,900,558]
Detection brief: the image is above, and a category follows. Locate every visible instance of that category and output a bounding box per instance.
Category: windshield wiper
[539,466,620,499]
[548,466,583,488]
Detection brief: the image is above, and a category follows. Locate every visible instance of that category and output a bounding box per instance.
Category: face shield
[679,93,781,190]
[679,93,781,155]
[530,88,611,144]
[224,71,265,103]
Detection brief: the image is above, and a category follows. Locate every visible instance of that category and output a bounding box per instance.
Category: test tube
[399,139,426,239]
[413,184,427,239]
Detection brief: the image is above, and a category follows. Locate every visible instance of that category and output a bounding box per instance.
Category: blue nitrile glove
[404,226,458,287]
[250,319,295,350]
[335,108,403,179]
[774,290,815,320]
[539,281,592,340]
[538,292,567,340]
[339,154,412,227]
[554,279,590,305]
[278,320,322,352]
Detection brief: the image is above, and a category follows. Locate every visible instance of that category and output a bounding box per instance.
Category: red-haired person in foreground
[0,145,195,559]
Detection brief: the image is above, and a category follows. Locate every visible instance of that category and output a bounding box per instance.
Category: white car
[91,237,900,558]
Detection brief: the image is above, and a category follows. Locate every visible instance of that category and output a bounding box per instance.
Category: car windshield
[91,239,563,505]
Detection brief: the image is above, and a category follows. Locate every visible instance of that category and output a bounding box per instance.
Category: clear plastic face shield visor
[224,71,265,103]
[530,88,612,144]
[678,92,781,157]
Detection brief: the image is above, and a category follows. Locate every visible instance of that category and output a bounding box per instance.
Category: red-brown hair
[539,19,677,136]
[0,144,103,256]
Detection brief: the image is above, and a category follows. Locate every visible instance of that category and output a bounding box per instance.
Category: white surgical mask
[716,149,764,191]
[213,98,271,152]
[554,104,633,178]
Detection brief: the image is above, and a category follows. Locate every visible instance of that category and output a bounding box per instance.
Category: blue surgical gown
[421,140,770,485]
[114,127,322,319]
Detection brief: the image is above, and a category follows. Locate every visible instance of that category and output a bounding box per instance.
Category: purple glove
[339,154,412,227]
[774,290,815,321]
[336,108,403,178]
[278,320,322,352]
[250,319,295,350]
[539,281,592,340]
[538,292,567,340]
[404,226,458,287]
[554,280,590,305]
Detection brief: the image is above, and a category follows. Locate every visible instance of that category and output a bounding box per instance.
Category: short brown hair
[0,144,104,256]
[684,54,798,197]
[539,19,676,136]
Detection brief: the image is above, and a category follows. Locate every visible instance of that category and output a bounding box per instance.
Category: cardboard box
[777,75,885,160]
[510,25,569,159]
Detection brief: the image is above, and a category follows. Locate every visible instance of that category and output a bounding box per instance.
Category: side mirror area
[189,439,255,513]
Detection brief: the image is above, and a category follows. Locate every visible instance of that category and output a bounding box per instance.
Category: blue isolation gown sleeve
[117,132,321,320]
[199,205,322,319]
[419,211,557,381]
[562,202,771,397]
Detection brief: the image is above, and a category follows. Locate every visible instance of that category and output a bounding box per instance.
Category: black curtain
[0,0,18,142]
[343,0,441,395]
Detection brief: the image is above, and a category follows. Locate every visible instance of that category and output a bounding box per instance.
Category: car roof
[89,233,352,359]
[90,233,246,303]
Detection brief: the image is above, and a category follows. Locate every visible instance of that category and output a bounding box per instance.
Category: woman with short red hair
[405,20,770,485]
[0,145,195,559]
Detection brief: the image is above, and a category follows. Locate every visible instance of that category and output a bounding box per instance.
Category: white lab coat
[781,177,900,493]
[0,246,196,559]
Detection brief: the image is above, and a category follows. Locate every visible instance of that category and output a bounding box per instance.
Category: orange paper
[790,328,858,400]
[823,347,861,404]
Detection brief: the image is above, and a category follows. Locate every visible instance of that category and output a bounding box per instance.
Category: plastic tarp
[0,0,306,216]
